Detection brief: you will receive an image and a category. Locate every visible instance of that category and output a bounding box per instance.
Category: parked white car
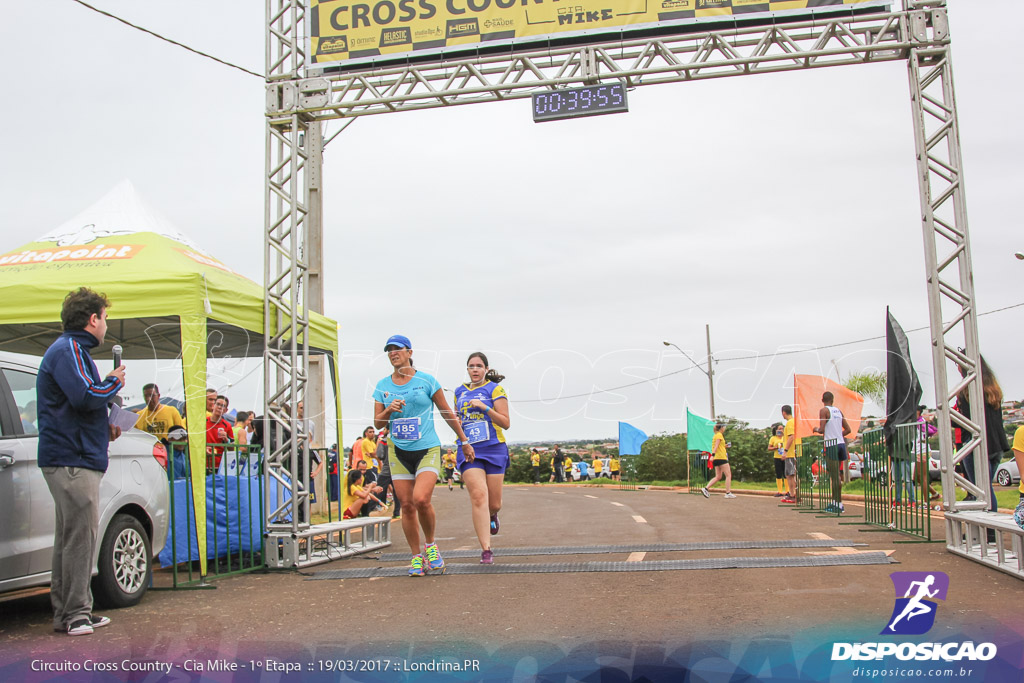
[0,353,169,607]
[995,459,1020,488]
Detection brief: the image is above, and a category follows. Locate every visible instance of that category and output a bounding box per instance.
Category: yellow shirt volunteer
[531,453,540,467]
[783,419,796,459]
[342,483,365,511]
[610,458,620,472]
[592,458,603,473]
[712,432,728,461]
[134,403,185,441]
[768,435,785,459]
[361,438,377,468]
[1012,426,1024,495]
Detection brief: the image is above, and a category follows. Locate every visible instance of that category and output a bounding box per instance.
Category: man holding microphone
[36,288,125,636]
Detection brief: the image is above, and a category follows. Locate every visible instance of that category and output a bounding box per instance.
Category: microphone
[112,344,122,369]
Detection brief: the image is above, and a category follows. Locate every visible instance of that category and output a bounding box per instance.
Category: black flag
[884,307,922,444]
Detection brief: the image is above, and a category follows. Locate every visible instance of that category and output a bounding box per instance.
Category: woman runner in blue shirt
[373,335,474,576]
[454,352,511,564]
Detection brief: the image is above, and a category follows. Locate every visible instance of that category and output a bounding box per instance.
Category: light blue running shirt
[373,371,443,451]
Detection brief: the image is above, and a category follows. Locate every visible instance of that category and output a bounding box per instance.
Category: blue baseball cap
[384,334,412,351]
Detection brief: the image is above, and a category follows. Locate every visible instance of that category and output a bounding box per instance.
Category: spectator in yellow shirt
[1012,426,1024,531]
[134,383,184,441]
[767,423,786,496]
[609,457,621,481]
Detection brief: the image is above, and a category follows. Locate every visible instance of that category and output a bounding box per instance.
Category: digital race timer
[532,83,629,123]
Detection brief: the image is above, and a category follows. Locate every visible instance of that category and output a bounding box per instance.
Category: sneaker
[480,549,494,564]
[408,554,425,577]
[723,493,737,499]
[781,496,796,504]
[392,514,401,521]
[700,487,710,498]
[448,482,453,491]
[490,513,500,535]
[424,543,446,573]
[89,615,111,629]
[67,619,93,636]
[773,492,785,497]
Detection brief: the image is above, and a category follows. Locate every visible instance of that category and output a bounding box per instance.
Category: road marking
[627,552,646,562]
[611,502,625,507]
[805,532,896,557]
[552,491,566,495]
[632,515,647,524]
[585,495,598,499]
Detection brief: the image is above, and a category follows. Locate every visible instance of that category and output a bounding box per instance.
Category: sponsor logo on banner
[0,244,143,266]
[447,18,480,39]
[380,27,411,47]
[831,571,998,663]
[697,0,730,8]
[661,0,692,8]
[319,36,348,54]
[414,26,444,39]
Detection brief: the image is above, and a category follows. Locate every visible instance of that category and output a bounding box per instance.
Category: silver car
[995,459,1020,488]
[0,354,169,608]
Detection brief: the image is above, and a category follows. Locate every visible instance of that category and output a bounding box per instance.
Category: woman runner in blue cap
[454,352,511,564]
[373,334,474,576]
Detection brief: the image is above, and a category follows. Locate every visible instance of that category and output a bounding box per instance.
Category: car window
[2,368,38,436]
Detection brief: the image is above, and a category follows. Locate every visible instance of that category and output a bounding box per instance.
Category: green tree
[844,370,886,407]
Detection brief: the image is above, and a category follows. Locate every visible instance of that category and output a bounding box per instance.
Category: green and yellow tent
[0,181,341,575]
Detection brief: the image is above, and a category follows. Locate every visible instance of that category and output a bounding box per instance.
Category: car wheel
[92,513,151,608]
[996,469,1011,487]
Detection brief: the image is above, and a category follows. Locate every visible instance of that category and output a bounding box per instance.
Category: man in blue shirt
[36,288,125,636]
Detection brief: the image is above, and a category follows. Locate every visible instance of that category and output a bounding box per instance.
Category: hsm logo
[882,571,949,636]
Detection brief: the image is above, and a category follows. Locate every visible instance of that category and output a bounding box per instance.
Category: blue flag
[618,422,649,456]
[686,409,715,452]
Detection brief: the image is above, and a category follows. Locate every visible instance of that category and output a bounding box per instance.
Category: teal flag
[686,409,715,452]
[618,422,649,456]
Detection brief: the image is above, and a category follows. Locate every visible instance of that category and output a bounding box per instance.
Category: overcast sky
[1,1,1019,444]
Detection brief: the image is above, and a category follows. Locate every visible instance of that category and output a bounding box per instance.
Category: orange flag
[794,374,865,440]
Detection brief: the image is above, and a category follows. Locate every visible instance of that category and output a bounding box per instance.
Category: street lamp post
[663,326,716,420]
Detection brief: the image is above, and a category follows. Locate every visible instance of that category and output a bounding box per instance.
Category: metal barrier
[859,426,934,542]
[688,451,711,495]
[794,438,817,511]
[616,457,637,491]
[160,442,266,588]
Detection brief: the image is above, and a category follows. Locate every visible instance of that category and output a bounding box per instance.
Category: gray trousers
[42,466,102,629]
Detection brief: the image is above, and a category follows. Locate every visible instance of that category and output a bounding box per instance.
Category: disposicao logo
[831,571,998,663]
[883,571,948,635]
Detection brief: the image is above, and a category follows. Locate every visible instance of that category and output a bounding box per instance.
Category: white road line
[611,502,625,507]
[552,491,565,495]
[632,515,647,524]
[626,552,646,562]
[585,495,598,499]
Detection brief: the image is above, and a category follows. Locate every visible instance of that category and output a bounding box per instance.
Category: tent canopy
[0,180,337,359]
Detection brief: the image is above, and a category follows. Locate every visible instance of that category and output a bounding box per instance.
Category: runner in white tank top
[814,392,852,512]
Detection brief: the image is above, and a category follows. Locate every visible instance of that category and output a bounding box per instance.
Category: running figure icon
[888,574,939,632]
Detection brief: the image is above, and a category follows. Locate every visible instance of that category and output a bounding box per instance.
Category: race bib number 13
[392,417,421,440]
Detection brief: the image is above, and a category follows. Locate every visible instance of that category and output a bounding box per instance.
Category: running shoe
[67,620,93,636]
[424,543,446,573]
[480,549,494,564]
[700,487,710,498]
[781,496,796,504]
[723,493,737,499]
[490,513,500,535]
[773,492,785,497]
[408,554,425,577]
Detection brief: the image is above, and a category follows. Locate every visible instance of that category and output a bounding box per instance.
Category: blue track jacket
[36,329,123,472]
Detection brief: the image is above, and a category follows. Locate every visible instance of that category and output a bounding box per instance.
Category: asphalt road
[2,484,1022,679]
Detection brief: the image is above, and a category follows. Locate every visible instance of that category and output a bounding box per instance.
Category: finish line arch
[260,0,1016,578]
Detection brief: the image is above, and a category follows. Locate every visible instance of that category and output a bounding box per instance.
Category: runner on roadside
[373,335,474,576]
[454,352,511,564]
[609,455,621,481]
[701,423,736,499]
[813,392,851,513]
[442,449,457,491]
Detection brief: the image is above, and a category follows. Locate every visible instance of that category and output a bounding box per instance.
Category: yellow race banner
[310,0,889,66]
